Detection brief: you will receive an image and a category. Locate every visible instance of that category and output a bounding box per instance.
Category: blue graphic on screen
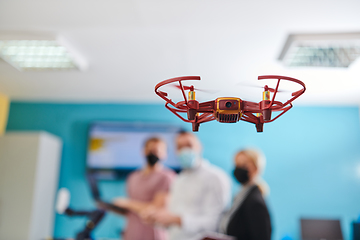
[87,122,182,169]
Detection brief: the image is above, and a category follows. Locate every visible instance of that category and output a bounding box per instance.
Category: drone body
[155,75,306,132]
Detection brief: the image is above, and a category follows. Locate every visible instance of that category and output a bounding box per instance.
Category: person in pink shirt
[113,137,176,240]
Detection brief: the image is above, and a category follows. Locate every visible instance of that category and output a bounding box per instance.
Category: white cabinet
[0,132,62,240]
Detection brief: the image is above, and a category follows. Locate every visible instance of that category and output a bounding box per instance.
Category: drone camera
[215,97,242,123]
[225,101,232,108]
[217,98,240,111]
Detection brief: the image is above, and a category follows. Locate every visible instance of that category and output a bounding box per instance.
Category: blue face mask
[178,148,200,169]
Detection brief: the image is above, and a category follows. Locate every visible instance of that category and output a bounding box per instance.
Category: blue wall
[7,102,360,240]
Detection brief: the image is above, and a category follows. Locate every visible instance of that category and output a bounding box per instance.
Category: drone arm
[165,101,216,126]
[241,112,260,124]
[198,100,216,112]
[197,112,216,123]
[242,102,260,113]
[241,100,293,125]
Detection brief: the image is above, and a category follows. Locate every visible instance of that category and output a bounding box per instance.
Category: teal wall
[7,102,360,240]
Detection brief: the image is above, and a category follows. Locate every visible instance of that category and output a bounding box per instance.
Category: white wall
[0,132,62,240]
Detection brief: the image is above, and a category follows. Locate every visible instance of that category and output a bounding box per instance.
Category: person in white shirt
[143,131,231,240]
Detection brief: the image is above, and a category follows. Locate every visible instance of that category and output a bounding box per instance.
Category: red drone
[155,75,306,132]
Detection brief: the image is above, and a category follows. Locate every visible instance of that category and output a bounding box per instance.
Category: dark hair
[178,128,188,134]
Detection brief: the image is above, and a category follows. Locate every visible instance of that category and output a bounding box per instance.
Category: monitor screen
[301,218,343,240]
[87,122,182,171]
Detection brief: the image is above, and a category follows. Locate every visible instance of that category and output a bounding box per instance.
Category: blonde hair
[235,148,269,196]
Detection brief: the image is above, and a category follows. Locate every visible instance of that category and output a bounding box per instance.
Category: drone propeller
[171,84,219,94]
[236,82,288,93]
[174,85,194,91]
[264,85,277,93]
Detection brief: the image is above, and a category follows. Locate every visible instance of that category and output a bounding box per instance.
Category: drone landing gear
[262,109,272,121]
[256,123,264,132]
[192,122,200,132]
[261,100,272,121]
[188,109,197,120]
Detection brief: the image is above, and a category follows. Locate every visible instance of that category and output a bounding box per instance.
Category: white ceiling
[0,0,360,105]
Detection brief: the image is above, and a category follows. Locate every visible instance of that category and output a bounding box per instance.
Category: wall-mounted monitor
[87,122,182,178]
[300,218,343,240]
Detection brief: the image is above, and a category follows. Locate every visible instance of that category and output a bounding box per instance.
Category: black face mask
[233,167,250,184]
[146,153,159,166]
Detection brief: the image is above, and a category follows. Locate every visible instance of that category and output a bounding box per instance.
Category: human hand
[113,198,130,208]
[141,208,181,227]
[139,206,157,225]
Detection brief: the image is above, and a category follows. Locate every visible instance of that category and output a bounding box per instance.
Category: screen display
[301,219,343,240]
[87,122,182,170]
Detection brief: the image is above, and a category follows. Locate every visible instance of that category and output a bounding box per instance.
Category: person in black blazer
[219,149,272,240]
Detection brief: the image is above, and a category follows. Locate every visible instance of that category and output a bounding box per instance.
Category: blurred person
[144,131,231,240]
[113,137,176,240]
[219,149,271,240]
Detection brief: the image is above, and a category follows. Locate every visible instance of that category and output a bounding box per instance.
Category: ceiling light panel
[279,32,360,68]
[0,40,80,71]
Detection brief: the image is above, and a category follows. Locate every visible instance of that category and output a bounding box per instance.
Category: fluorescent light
[0,40,81,71]
[278,32,360,68]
